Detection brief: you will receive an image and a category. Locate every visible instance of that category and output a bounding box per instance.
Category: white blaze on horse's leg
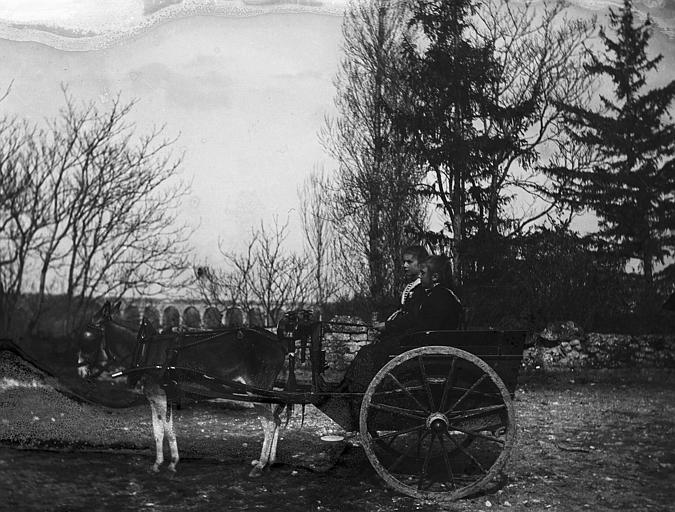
[100,345,108,364]
[146,385,167,472]
[249,408,274,477]
[76,351,88,379]
[166,402,179,472]
[269,417,281,465]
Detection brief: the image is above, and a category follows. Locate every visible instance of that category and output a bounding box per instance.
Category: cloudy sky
[0,0,673,262]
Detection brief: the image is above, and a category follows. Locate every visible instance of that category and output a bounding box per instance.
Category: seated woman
[340,254,463,393]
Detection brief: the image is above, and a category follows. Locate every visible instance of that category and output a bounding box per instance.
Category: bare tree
[195,217,313,326]
[0,89,193,336]
[0,118,43,334]
[298,166,341,310]
[321,0,427,306]
[471,0,597,238]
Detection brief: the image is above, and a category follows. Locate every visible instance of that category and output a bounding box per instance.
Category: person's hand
[373,321,386,332]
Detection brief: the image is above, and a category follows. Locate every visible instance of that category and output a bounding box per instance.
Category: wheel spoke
[385,372,430,414]
[445,387,502,400]
[445,374,488,415]
[446,425,506,445]
[443,431,487,475]
[418,356,435,411]
[389,431,429,473]
[418,431,436,490]
[439,434,456,488]
[447,403,506,421]
[371,423,426,442]
[439,357,457,413]
[369,402,427,421]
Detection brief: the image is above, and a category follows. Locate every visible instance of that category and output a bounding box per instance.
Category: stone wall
[286,316,375,383]
[321,316,374,372]
[524,328,675,370]
[300,318,675,374]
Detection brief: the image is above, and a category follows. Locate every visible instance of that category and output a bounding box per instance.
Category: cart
[118,312,527,501]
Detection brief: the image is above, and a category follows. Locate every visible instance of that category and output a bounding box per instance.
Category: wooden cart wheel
[359,346,516,501]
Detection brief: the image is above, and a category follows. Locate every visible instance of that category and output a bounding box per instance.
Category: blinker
[82,330,99,341]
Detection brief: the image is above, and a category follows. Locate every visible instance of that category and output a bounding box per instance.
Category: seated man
[341,254,462,393]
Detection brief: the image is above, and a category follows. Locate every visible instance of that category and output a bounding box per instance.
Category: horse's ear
[102,301,111,314]
[112,301,121,315]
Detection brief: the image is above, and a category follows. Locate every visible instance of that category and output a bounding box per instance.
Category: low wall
[312,318,675,372]
[322,316,375,372]
[290,316,375,383]
[523,332,675,370]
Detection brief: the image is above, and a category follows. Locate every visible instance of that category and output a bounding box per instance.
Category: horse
[78,301,289,477]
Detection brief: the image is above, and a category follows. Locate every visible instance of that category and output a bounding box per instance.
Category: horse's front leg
[249,404,276,478]
[165,402,179,472]
[145,383,168,473]
[76,351,89,379]
[268,407,283,466]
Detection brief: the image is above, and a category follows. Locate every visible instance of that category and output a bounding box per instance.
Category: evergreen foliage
[394,0,527,283]
[549,0,675,294]
[393,0,593,287]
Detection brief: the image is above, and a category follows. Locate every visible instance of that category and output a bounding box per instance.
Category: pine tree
[551,0,675,296]
[394,0,515,284]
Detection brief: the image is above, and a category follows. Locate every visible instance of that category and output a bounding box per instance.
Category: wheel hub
[426,412,449,434]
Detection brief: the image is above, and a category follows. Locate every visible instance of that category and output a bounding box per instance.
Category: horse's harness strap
[157,330,243,390]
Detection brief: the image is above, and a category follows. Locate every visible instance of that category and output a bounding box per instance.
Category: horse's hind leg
[145,384,168,472]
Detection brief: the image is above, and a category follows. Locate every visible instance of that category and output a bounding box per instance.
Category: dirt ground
[0,348,673,512]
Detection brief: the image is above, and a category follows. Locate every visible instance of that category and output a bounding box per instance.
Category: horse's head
[77,300,121,378]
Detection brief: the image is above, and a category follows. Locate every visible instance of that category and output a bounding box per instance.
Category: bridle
[79,316,133,376]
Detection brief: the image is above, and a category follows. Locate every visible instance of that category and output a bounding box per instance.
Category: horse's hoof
[151,464,161,473]
[250,459,259,466]
[168,464,177,473]
[248,466,264,478]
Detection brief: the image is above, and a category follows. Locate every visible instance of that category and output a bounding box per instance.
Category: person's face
[420,264,434,289]
[403,253,421,281]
